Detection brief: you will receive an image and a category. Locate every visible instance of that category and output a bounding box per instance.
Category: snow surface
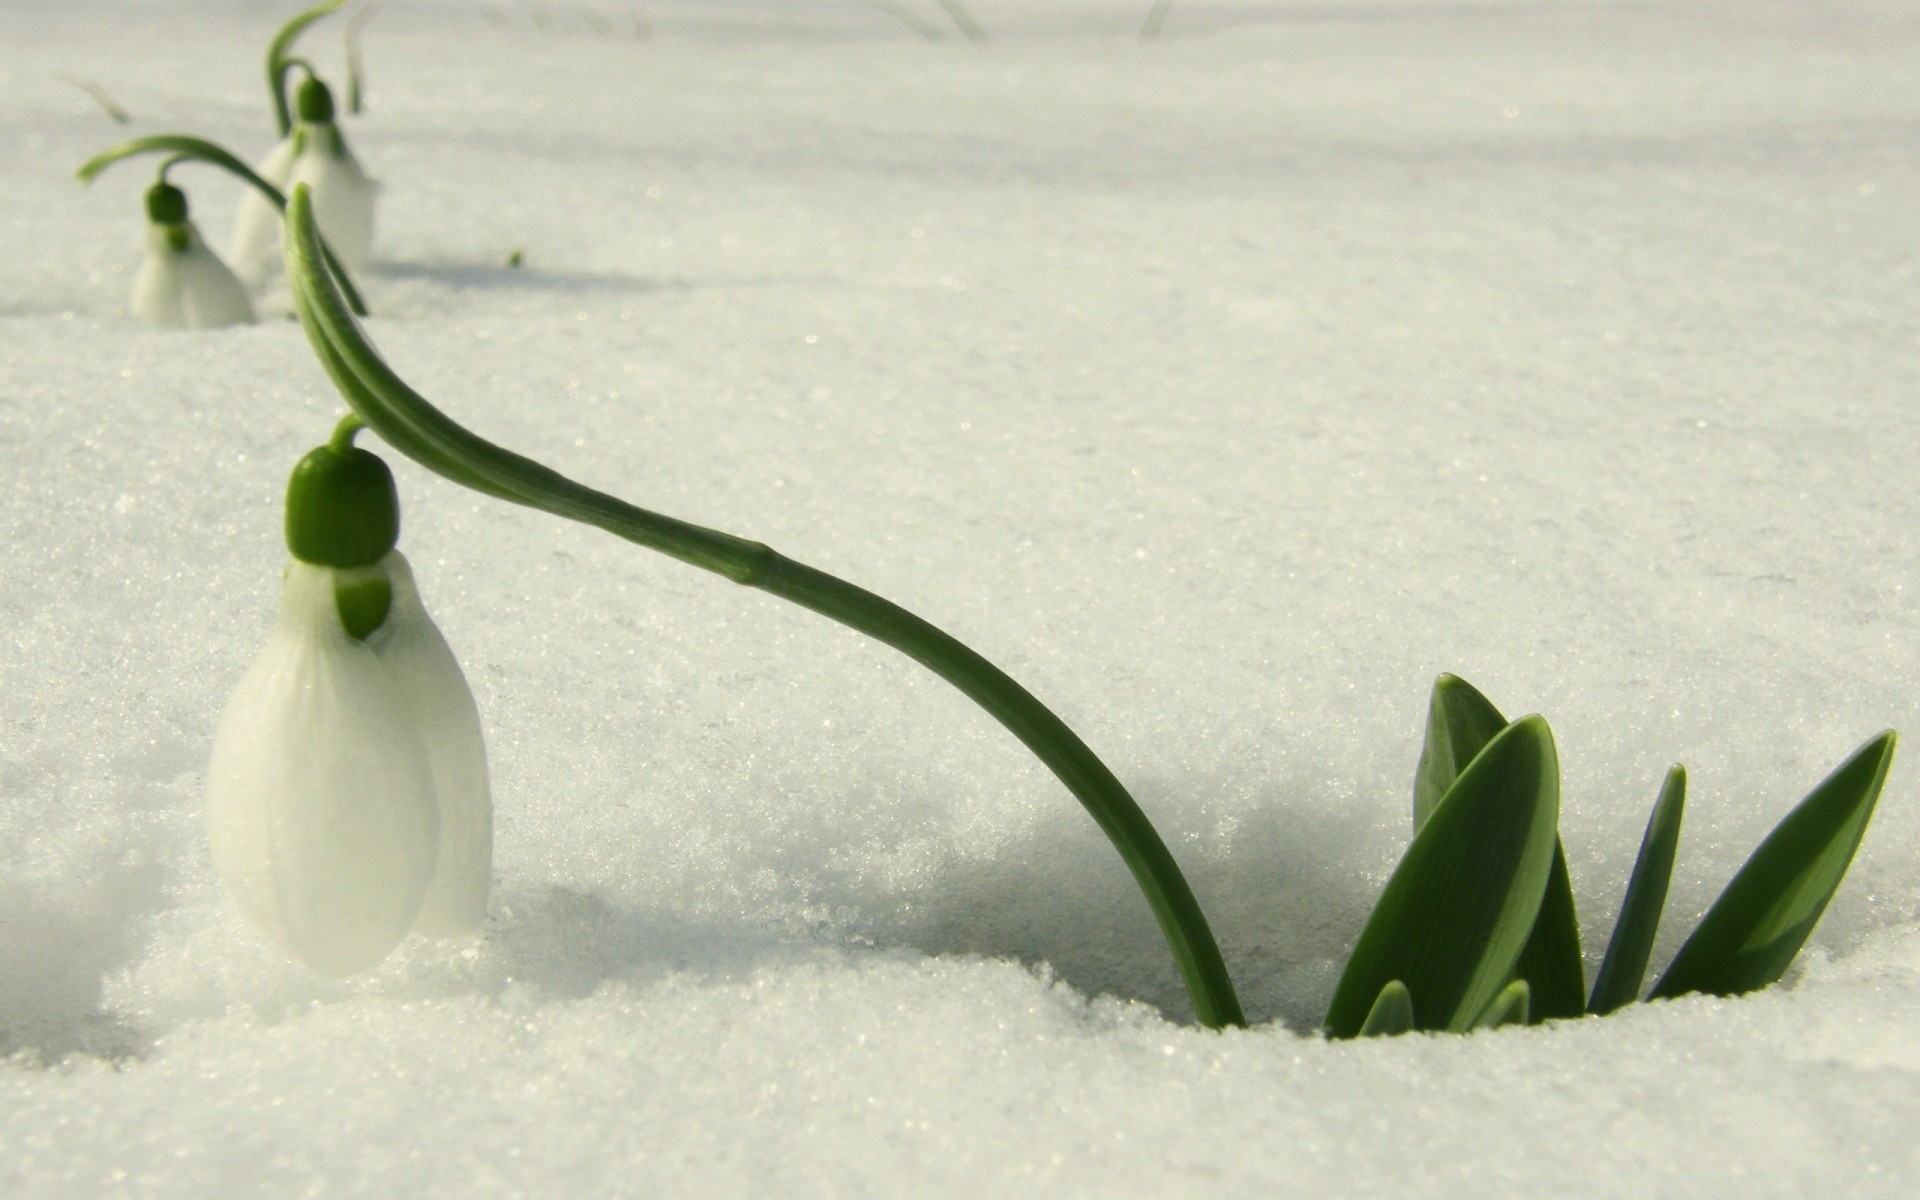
[5,0,1920,1194]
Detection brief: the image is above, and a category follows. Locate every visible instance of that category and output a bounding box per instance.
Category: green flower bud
[284,438,400,569]
[284,430,400,640]
[296,76,336,125]
[145,181,188,226]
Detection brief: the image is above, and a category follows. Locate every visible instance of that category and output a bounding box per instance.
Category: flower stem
[77,134,368,317]
[345,4,379,114]
[282,184,1246,1028]
[329,413,367,452]
[755,554,1244,1028]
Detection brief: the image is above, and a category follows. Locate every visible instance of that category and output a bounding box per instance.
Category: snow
[4,0,1920,1194]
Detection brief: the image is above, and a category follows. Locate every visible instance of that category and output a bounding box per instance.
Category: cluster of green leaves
[1326,675,1894,1038]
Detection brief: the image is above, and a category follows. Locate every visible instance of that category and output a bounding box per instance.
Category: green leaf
[1588,766,1686,1014]
[1412,675,1584,1021]
[1512,843,1584,1021]
[1356,980,1415,1038]
[1413,674,1509,830]
[1326,715,1562,1037]
[1651,732,1895,1001]
[1473,979,1530,1030]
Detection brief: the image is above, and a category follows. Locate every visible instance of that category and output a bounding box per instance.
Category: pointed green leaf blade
[1513,843,1584,1021]
[1473,979,1530,1030]
[1326,715,1562,1037]
[1412,674,1584,1021]
[1414,673,1509,830]
[1357,980,1415,1038]
[1589,766,1686,1014]
[1651,733,1895,1001]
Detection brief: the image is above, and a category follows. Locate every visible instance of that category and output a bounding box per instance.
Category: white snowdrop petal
[171,228,256,328]
[129,227,189,328]
[206,561,440,977]
[368,551,493,937]
[229,136,300,287]
[298,136,378,274]
[132,223,255,329]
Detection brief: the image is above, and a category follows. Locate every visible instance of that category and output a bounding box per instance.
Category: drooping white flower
[207,435,492,975]
[230,76,378,287]
[129,183,255,330]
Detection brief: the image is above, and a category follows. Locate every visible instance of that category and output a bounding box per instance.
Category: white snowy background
[4,0,1920,1194]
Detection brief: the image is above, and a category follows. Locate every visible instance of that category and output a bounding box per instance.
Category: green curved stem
[932,0,986,43]
[282,184,1245,1029]
[59,75,130,124]
[77,134,368,317]
[268,0,350,136]
[1139,0,1175,41]
[329,413,368,452]
[346,4,380,114]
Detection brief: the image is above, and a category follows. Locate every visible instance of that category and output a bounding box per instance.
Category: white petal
[295,130,379,274]
[130,226,189,328]
[367,552,493,938]
[172,227,256,328]
[229,137,301,287]
[131,223,255,330]
[207,560,440,977]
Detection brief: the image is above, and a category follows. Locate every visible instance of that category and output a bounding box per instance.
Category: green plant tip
[297,76,336,125]
[1588,764,1686,1015]
[1325,713,1560,1037]
[1651,731,1895,1001]
[284,438,400,570]
[1356,980,1415,1038]
[1474,979,1531,1030]
[1411,673,1583,1023]
[145,181,188,225]
[1413,672,1508,830]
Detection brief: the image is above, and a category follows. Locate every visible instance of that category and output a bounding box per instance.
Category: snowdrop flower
[207,427,491,976]
[230,76,377,287]
[129,181,254,330]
